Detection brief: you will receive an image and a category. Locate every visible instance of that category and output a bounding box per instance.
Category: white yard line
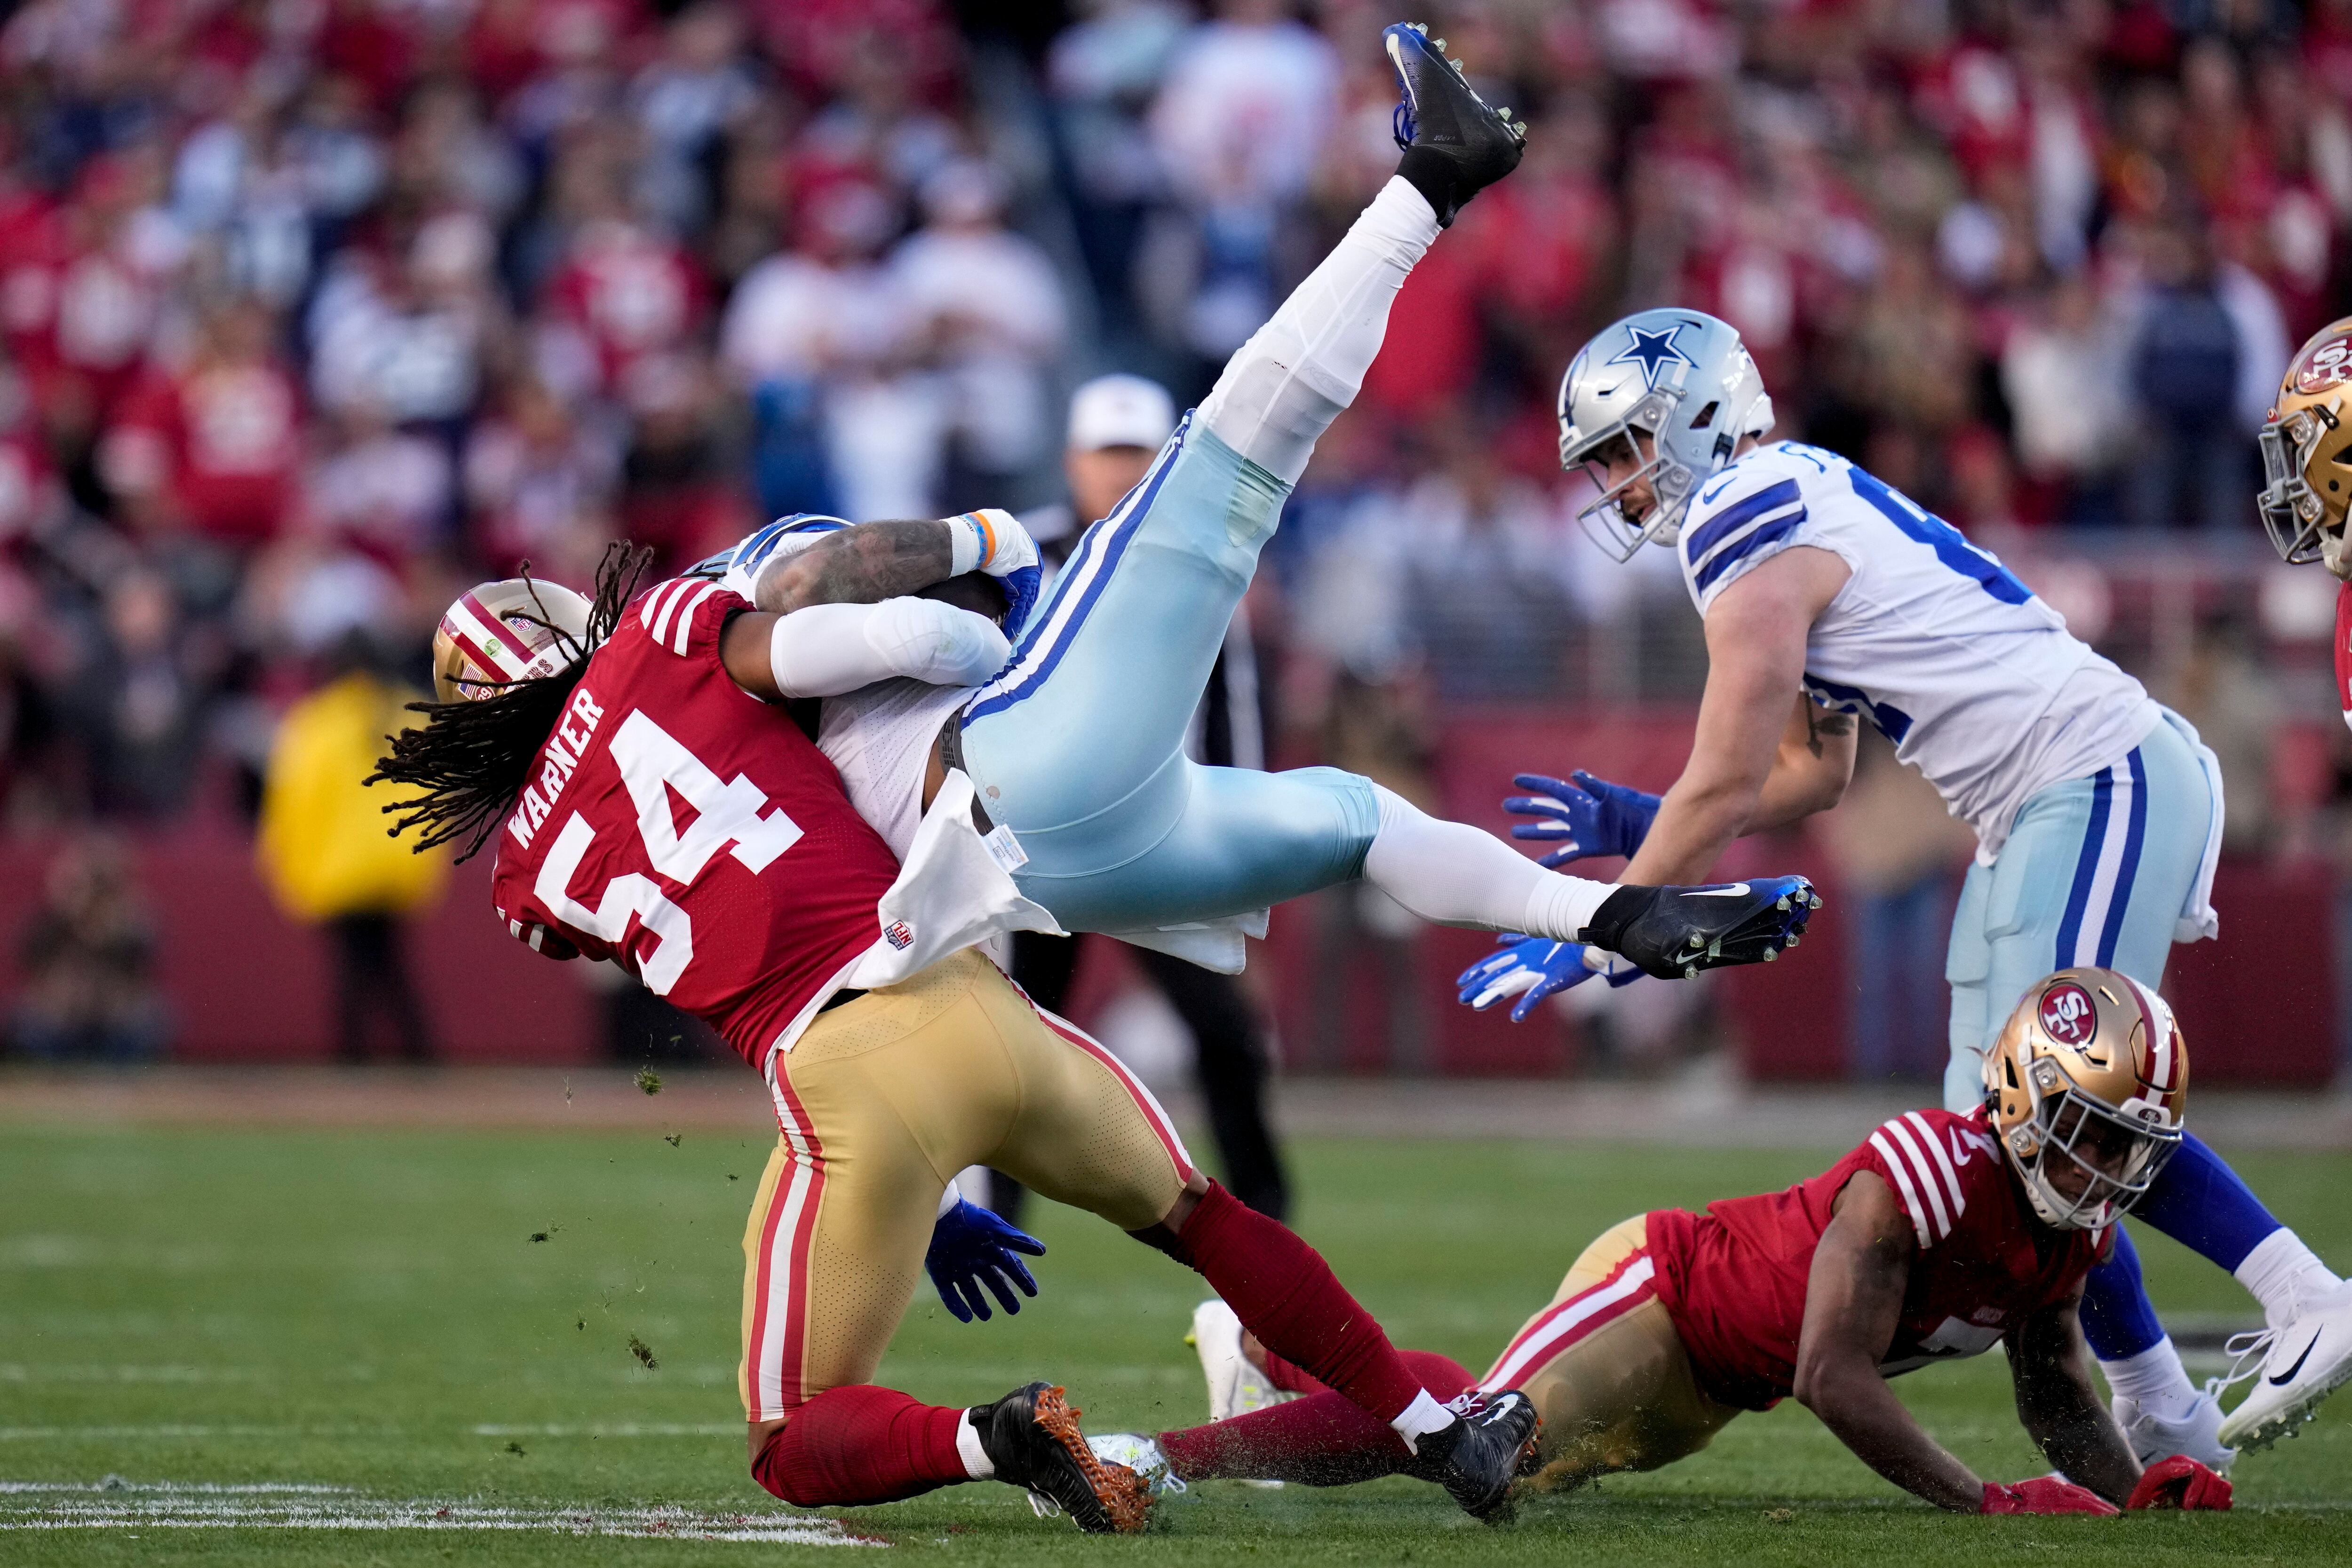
[0,1482,876,1545]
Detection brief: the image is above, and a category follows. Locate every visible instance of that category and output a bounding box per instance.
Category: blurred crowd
[1,0,2350,1071]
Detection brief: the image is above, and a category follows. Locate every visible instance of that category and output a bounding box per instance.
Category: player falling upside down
[1457,305,2352,1464]
[367,28,1804,1535]
[1102,972,2231,1518]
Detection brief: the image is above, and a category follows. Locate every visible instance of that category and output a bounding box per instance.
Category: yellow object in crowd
[257,673,449,922]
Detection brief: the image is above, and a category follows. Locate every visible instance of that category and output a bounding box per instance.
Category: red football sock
[1260,1346,1470,1401]
[1168,1182,1427,1424]
[751,1385,971,1506]
[1159,1350,1473,1486]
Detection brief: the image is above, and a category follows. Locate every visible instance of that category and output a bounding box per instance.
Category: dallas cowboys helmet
[1557,309,1774,559]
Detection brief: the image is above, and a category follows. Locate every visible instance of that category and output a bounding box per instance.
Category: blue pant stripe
[2095,749,2149,967]
[2054,766,2113,970]
[965,417,1190,722]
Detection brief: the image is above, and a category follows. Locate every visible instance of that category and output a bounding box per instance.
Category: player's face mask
[2008,1063,2180,1231]
[1566,403,1693,561]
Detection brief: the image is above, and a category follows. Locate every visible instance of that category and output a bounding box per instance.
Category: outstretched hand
[925,1196,1046,1323]
[1457,935,1639,1023]
[1504,771,1661,866]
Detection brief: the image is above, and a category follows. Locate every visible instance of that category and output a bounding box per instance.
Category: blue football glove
[952,508,1044,643]
[1504,771,1661,867]
[1457,935,1639,1023]
[924,1196,1046,1323]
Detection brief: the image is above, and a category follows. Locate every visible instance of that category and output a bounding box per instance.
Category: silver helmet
[1557,308,1774,559]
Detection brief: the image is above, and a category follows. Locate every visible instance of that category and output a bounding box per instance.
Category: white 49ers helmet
[1984,967,2187,1231]
[433,578,594,703]
[2258,317,2352,575]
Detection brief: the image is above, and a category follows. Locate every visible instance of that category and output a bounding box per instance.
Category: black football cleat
[1404,1390,1542,1523]
[969,1381,1151,1534]
[1384,22,1526,226]
[1581,875,1821,980]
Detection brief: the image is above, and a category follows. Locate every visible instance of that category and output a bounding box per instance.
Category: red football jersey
[490,578,903,1068]
[1648,1107,2107,1410]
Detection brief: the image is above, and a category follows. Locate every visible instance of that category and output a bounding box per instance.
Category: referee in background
[989,374,1292,1221]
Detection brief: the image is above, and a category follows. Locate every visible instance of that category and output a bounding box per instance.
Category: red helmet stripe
[442,594,534,681]
[461,590,538,660]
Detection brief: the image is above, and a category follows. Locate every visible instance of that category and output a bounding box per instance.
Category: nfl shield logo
[883,920,914,950]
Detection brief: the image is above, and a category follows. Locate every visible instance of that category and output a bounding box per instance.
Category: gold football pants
[1478,1214,1740,1490]
[739,949,1194,1421]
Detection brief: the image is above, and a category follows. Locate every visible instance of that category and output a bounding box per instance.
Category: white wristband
[946,513,986,576]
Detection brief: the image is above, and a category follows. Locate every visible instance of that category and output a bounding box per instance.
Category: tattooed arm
[754,521,956,614]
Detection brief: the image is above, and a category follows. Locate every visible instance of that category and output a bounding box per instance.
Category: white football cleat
[2213,1280,2352,1451]
[2111,1389,2234,1472]
[1187,1299,1295,1422]
[1186,1298,1295,1488]
[1088,1433,1184,1497]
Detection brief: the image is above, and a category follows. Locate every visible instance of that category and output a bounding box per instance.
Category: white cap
[1066,374,1176,453]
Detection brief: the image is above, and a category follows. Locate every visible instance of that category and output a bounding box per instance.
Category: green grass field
[4,1120,2349,1565]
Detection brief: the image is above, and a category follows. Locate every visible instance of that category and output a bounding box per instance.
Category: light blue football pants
[1941,706,2217,1113]
[1939,706,2276,1366]
[955,415,1379,934]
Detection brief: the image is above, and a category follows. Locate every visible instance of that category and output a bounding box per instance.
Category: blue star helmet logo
[1606,323,1694,393]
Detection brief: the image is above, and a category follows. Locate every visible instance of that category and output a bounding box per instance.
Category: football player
[366,30,1612,1532]
[665,26,1818,990]
[1101,972,2232,1519]
[1460,306,2352,1462]
[375,544,1549,1531]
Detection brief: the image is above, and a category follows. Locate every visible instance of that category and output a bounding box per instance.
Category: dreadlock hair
[369,542,654,863]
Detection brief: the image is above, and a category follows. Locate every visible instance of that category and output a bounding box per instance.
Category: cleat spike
[1763,948,1779,962]
[1775,895,1791,911]
[1431,37,1446,50]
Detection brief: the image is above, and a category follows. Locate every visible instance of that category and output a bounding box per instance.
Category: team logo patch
[2039,981,2098,1047]
[2295,333,2352,395]
[883,920,914,950]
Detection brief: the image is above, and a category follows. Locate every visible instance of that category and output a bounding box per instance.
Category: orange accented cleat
[969,1381,1152,1534]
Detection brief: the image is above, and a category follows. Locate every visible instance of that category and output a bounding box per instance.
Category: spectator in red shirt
[100,300,301,547]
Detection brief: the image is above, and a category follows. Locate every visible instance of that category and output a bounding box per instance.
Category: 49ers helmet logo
[2295,333,2352,395]
[2039,981,2098,1046]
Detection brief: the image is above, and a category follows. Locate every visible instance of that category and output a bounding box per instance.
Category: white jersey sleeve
[1677,445,1857,612]
[1677,443,2158,859]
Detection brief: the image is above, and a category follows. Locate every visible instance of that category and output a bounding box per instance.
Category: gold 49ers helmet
[2259,317,2352,575]
[1983,967,2187,1231]
[432,578,594,703]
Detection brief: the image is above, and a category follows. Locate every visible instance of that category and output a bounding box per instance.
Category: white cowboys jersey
[1676,442,2158,861]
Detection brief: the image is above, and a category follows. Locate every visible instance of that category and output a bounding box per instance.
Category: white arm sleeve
[768,598,1010,698]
